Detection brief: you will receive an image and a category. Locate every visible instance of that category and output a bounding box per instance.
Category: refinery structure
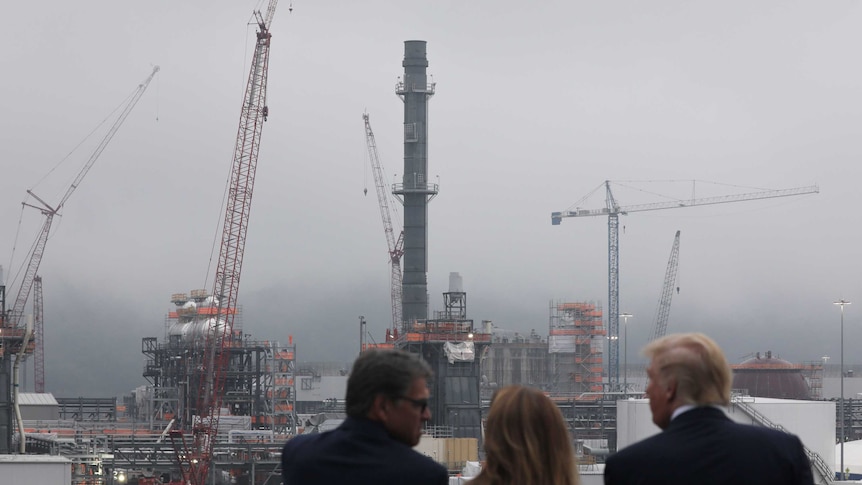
[0,5,847,485]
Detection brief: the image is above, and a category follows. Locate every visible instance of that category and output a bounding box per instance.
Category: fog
[1,1,861,396]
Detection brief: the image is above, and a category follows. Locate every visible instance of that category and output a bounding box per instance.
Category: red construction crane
[363,113,404,333]
[0,66,159,359]
[33,275,45,393]
[169,2,279,483]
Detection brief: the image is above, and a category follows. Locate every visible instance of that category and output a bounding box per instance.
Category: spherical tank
[731,351,811,400]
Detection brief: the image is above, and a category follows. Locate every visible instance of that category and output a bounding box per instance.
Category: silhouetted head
[643,332,732,428]
[345,349,433,446]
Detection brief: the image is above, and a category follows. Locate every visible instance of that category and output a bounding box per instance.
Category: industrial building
[141,290,297,435]
[483,329,549,395]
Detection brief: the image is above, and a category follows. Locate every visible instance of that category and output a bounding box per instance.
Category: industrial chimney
[395,40,438,327]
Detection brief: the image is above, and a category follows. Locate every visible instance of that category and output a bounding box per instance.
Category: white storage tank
[616,397,835,477]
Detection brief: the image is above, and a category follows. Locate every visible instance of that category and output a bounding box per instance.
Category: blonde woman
[472,385,580,485]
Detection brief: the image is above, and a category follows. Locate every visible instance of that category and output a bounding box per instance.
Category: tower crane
[552,180,819,391]
[169,2,279,484]
[649,231,680,342]
[0,66,159,357]
[363,112,404,333]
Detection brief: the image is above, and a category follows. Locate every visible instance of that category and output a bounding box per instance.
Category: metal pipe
[14,314,34,453]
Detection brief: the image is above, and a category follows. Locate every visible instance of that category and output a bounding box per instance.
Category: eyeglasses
[398,396,429,413]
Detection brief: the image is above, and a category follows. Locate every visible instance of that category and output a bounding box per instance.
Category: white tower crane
[552,180,819,391]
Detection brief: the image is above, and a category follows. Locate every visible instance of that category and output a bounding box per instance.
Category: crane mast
[33,275,45,393]
[363,113,404,332]
[1,66,159,356]
[552,180,819,391]
[650,231,680,342]
[170,3,278,484]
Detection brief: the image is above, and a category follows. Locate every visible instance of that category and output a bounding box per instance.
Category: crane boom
[171,3,278,484]
[552,180,819,390]
[552,183,820,222]
[363,113,404,331]
[4,66,159,334]
[650,231,680,342]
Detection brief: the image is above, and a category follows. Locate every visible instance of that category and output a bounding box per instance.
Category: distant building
[18,393,59,421]
[483,329,549,395]
[731,351,817,400]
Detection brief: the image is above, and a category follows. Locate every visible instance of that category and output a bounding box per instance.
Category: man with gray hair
[281,349,448,485]
[604,332,813,485]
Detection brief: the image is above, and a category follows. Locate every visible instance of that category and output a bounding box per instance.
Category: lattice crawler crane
[363,113,404,335]
[169,2,279,484]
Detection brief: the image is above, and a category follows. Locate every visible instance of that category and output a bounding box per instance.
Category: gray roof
[18,393,59,406]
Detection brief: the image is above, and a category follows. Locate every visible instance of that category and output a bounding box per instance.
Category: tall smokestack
[395,40,437,328]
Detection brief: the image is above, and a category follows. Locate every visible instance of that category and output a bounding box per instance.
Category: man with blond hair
[604,332,813,485]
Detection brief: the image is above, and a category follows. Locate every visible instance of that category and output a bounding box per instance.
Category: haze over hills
[2,1,861,398]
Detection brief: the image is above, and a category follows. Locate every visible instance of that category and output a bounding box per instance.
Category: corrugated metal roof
[17,393,59,406]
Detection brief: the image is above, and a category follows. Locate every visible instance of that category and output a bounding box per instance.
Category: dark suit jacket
[604,406,814,485]
[281,416,449,485]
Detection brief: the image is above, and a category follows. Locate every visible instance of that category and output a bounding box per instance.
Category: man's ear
[665,377,678,403]
[368,394,389,422]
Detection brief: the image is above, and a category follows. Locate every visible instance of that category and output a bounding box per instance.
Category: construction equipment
[363,112,404,333]
[33,275,45,393]
[552,180,819,391]
[649,231,680,342]
[0,66,159,355]
[169,2,278,484]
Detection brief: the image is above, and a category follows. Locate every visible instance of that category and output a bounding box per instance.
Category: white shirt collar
[670,404,696,422]
[671,404,726,422]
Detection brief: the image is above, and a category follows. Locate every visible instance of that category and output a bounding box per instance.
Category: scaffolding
[549,301,606,394]
[801,361,824,400]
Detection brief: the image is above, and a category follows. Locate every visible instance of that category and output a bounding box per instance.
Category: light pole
[834,299,851,480]
[620,313,633,394]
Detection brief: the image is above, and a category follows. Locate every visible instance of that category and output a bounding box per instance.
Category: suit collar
[667,406,729,428]
[341,416,391,439]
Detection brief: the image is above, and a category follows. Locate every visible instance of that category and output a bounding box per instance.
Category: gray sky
[2,1,861,396]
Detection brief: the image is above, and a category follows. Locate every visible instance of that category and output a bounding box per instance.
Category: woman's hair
[473,385,579,485]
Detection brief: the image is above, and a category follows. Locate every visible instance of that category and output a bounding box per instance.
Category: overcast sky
[2,1,861,396]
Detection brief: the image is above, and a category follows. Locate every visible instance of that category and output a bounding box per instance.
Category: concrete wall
[296,375,347,402]
[0,455,71,484]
